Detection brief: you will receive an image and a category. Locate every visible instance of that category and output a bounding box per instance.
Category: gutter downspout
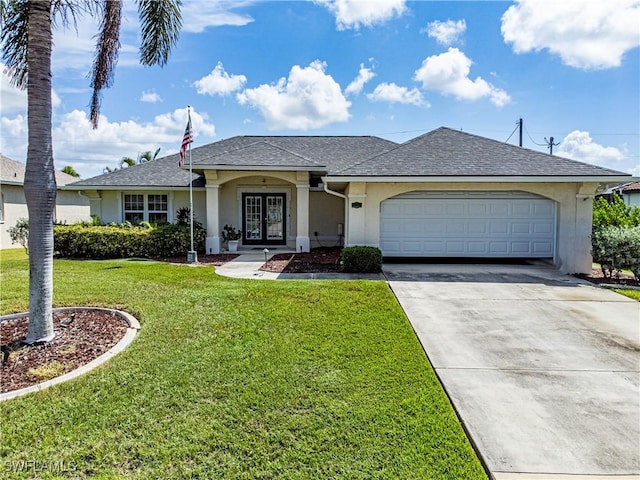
[322,180,346,199]
[322,180,347,246]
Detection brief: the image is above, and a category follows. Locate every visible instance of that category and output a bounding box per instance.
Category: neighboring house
[613,181,640,208]
[1,155,90,249]
[65,127,632,274]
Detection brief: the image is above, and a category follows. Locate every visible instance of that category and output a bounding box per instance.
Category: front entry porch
[203,171,311,254]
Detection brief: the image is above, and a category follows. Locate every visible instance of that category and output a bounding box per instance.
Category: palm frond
[137,0,182,67]
[89,0,122,128]
[0,0,29,88]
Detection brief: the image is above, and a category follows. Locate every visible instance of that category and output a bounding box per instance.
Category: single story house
[65,127,632,274]
[611,181,640,208]
[1,154,90,249]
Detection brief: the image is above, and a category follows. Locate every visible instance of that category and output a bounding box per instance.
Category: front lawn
[0,249,486,479]
[612,288,640,301]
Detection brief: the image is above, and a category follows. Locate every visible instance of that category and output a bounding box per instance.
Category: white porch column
[296,184,310,252]
[205,184,221,254]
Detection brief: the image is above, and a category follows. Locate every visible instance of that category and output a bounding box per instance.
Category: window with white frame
[0,192,4,223]
[124,194,168,223]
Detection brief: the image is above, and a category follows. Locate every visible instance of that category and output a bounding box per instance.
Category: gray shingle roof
[67,156,205,188]
[65,128,631,189]
[334,127,630,177]
[190,136,398,173]
[1,154,79,185]
[199,141,322,169]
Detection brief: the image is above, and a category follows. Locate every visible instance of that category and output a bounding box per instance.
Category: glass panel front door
[242,193,286,245]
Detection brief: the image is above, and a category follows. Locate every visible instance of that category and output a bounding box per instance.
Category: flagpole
[187,105,196,262]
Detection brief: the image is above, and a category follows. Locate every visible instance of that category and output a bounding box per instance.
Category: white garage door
[380,191,556,258]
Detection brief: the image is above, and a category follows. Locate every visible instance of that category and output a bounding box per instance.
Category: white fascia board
[322,175,634,183]
[60,185,205,192]
[192,165,322,172]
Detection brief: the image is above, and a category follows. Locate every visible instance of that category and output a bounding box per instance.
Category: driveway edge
[384,275,495,480]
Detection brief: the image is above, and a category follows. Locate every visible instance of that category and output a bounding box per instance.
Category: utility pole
[544,136,560,155]
[518,118,523,147]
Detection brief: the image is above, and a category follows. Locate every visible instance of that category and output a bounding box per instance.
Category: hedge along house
[65,127,632,274]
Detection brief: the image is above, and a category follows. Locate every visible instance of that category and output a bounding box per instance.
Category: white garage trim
[380,191,556,258]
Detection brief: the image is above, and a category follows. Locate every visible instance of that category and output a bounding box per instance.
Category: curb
[0,307,140,402]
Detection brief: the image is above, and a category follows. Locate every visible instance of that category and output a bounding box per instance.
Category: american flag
[178,114,193,167]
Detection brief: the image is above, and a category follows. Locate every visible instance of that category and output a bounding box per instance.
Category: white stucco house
[612,181,640,208]
[1,155,90,249]
[64,127,632,274]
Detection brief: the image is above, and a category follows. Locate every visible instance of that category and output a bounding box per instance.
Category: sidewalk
[214,252,384,280]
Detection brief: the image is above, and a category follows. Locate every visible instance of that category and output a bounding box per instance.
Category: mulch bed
[574,268,639,287]
[260,247,342,273]
[1,310,128,394]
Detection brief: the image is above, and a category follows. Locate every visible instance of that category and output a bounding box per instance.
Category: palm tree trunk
[24,0,55,344]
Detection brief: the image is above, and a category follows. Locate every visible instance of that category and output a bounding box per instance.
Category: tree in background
[0,0,183,343]
[138,147,161,163]
[103,148,161,173]
[61,165,80,177]
[592,192,640,232]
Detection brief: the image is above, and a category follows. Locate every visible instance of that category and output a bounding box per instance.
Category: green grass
[611,288,640,301]
[0,249,486,479]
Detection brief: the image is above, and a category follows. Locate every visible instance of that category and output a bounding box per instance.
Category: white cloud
[366,82,427,107]
[140,90,162,103]
[1,107,216,178]
[1,63,61,113]
[49,2,254,76]
[0,66,27,113]
[315,0,406,30]
[194,62,247,96]
[501,0,640,70]
[424,19,466,46]
[237,60,351,130]
[556,131,625,166]
[413,48,510,107]
[181,1,255,33]
[345,63,376,96]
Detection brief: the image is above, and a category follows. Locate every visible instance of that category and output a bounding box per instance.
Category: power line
[504,122,519,144]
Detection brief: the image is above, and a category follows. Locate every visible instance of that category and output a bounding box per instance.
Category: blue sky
[1,0,639,179]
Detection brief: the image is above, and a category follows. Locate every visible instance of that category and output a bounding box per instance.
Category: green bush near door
[341,246,383,273]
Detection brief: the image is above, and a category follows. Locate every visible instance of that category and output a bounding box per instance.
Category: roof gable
[335,127,629,177]
[67,156,204,188]
[190,136,397,173]
[198,140,324,169]
[1,154,80,185]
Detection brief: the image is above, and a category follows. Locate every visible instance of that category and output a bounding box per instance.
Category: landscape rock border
[0,307,140,402]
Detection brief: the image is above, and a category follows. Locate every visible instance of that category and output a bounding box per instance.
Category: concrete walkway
[385,263,640,479]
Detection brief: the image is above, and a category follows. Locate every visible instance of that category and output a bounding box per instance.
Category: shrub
[592,225,640,280]
[593,193,640,232]
[341,246,382,273]
[54,223,206,259]
[8,218,29,253]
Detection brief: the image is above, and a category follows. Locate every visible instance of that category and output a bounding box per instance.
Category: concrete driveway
[385,263,640,479]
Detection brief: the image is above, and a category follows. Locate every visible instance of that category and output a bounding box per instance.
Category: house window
[124,194,168,223]
[0,192,4,223]
[148,194,168,223]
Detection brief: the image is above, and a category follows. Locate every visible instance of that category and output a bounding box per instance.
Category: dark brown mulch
[574,268,639,287]
[156,253,239,266]
[1,310,128,394]
[260,247,342,273]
